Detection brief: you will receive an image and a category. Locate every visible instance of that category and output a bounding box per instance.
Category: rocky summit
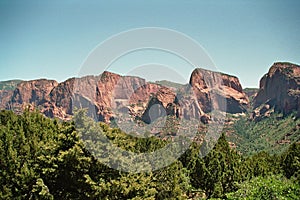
[1,62,299,124]
[190,68,249,114]
[253,62,300,119]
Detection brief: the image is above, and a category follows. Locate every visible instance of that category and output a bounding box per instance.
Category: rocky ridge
[0,68,250,124]
[253,62,300,120]
[190,68,249,114]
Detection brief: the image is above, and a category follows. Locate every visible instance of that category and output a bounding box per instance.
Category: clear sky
[0,0,299,88]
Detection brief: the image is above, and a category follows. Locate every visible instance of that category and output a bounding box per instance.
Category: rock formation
[141,86,179,124]
[189,68,249,114]
[0,68,249,124]
[0,90,13,109]
[11,79,58,105]
[253,62,300,118]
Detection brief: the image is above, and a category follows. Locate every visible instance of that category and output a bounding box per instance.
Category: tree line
[0,109,299,199]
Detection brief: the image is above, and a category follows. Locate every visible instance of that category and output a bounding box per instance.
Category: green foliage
[0,110,190,199]
[226,175,300,199]
[0,80,22,90]
[282,143,300,183]
[228,113,300,156]
[1,109,300,199]
[187,134,243,198]
[31,178,54,200]
[0,110,59,199]
[239,151,281,180]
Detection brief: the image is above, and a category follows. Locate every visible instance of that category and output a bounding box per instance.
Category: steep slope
[226,112,300,156]
[0,90,14,110]
[224,62,300,155]
[0,79,58,115]
[140,68,249,126]
[11,79,58,106]
[0,72,164,122]
[253,62,300,119]
[190,68,249,114]
[0,68,249,124]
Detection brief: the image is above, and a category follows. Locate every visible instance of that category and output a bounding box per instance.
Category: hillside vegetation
[0,110,300,199]
[0,80,22,90]
[226,112,300,156]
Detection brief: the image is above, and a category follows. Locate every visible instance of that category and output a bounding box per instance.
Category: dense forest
[0,109,300,199]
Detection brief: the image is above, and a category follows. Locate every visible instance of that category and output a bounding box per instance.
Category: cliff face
[189,68,249,114]
[0,79,59,115]
[141,68,249,124]
[94,72,162,122]
[0,90,14,110]
[253,62,300,117]
[141,86,179,124]
[3,63,299,123]
[0,68,249,123]
[0,72,163,122]
[12,79,58,105]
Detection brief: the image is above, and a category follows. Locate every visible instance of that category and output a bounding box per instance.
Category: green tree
[187,133,243,198]
[226,175,300,199]
[282,143,300,183]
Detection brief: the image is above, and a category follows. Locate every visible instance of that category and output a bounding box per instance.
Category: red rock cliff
[0,68,249,123]
[253,62,300,116]
[190,68,249,114]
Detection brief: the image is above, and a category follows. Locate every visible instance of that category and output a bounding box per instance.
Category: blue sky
[0,0,299,88]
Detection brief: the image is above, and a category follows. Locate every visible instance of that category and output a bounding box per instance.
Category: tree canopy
[0,109,299,199]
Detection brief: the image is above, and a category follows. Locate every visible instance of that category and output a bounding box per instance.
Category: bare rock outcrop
[0,68,249,125]
[190,68,249,114]
[253,62,300,117]
[141,87,179,124]
[12,79,58,105]
[0,90,14,110]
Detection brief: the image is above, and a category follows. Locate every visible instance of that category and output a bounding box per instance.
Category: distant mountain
[153,80,184,89]
[0,68,249,124]
[1,62,299,155]
[224,62,300,155]
[190,68,249,114]
[243,88,259,106]
[252,62,300,120]
[1,62,299,158]
[243,88,258,99]
[1,62,299,125]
